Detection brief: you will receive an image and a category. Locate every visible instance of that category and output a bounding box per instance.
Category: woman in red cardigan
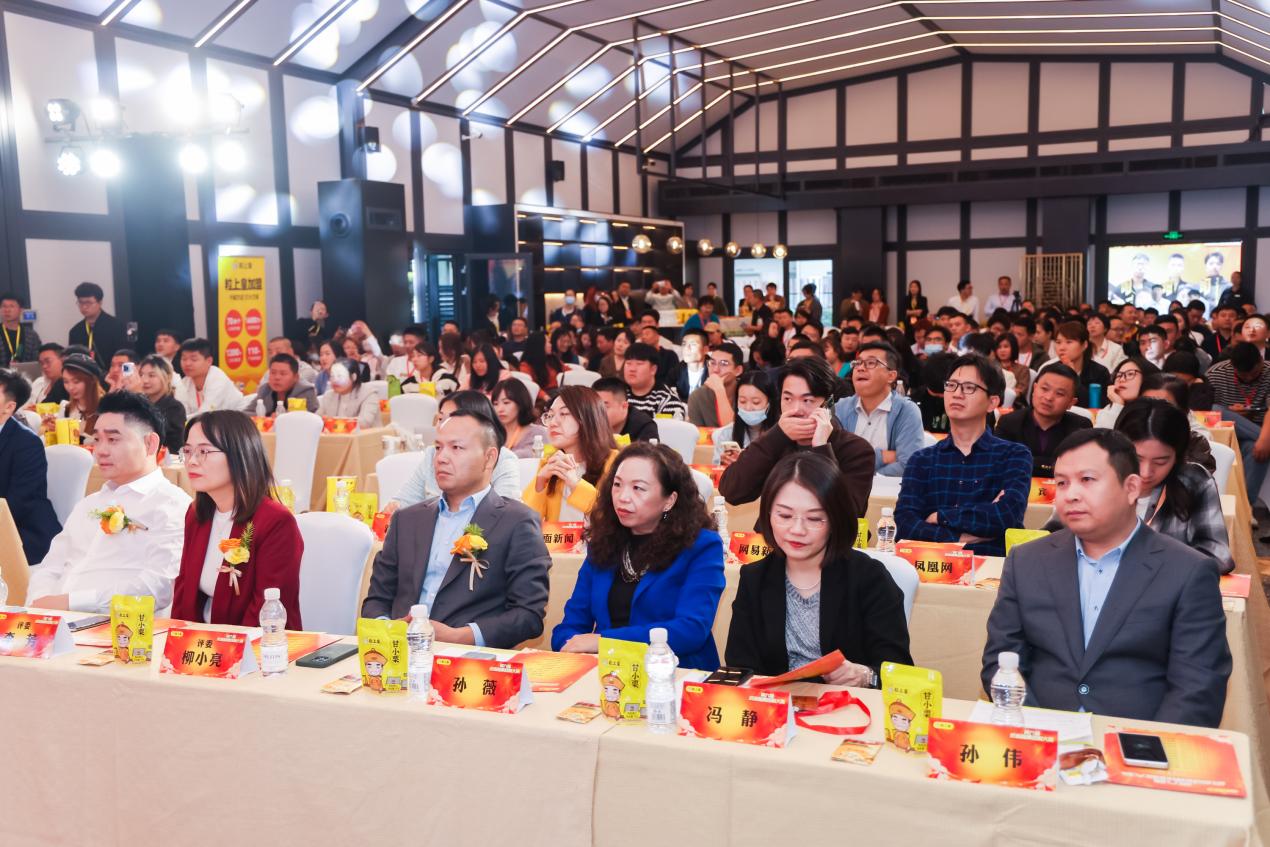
[170,410,303,628]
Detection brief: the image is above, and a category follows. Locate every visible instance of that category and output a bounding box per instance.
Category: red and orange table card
[322,417,359,434]
[510,650,597,693]
[729,531,774,564]
[1194,411,1223,428]
[429,656,533,713]
[927,719,1059,790]
[1103,726,1246,798]
[0,611,73,659]
[690,464,725,487]
[895,542,977,585]
[696,426,716,445]
[541,521,586,553]
[679,682,795,748]
[160,626,257,679]
[1219,573,1252,598]
[1028,478,1057,504]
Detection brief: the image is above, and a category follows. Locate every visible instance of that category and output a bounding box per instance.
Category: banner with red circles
[216,256,267,392]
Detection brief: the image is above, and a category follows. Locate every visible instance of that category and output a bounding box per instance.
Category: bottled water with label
[407,604,435,701]
[712,496,729,554]
[990,651,1027,726]
[645,627,678,734]
[876,507,897,553]
[333,479,351,515]
[259,588,288,678]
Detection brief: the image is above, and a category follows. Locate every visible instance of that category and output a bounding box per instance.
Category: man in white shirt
[383,325,425,380]
[27,342,68,407]
[1087,313,1126,372]
[983,276,1020,316]
[946,280,980,321]
[175,338,246,415]
[27,391,191,614]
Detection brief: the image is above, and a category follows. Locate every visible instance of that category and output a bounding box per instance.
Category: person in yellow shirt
[521,386,617,520]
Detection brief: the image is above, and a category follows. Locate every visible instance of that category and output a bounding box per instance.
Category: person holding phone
[711,370,778,465]
[170,411,303,628]
[725,452,911,684]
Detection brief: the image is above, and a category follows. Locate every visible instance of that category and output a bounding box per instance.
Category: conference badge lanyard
[2,325,19,358]
[84,320,94,355]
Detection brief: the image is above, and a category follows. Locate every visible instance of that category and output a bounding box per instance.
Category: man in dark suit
[0,369,60,565]
[594,377,660,442]
[361,410,550,648]
[993,364,1091,477]
[67,282,127,369]
[982,428,1231,728]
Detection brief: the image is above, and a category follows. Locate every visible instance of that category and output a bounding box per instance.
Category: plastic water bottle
[990,651,1027,726]
[645,627,679,734]
[0,570,7,608]
[876,507,897,553]
[712,496,729,554]
[532,435,544,459]
[255,399,266,417]
[407,604,435,701]
[276,479,296,513]
[333,479,351,515]
[259,588,288,678]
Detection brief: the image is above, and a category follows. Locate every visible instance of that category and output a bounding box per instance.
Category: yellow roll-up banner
[217,256,267,393]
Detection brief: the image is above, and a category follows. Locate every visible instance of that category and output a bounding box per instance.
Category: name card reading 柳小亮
[927,718,1058,791]
[729,531,775,565]
[894,542,977,585]
[0,611,73,659]
[1028,478,1056,504]
[541,521,585,553]
[160,627,257,679]
[428,656,533,714]
[679,683,795,748]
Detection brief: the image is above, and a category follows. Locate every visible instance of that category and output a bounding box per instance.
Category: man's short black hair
[926,325,950,343]
[1214,303,1239,317]
[788,338,822,356]
[1230,341,1262,373]
[1086,313,1109,331]
[112,348,139,363]
[956,279,972,293]
[1011,314,1036,333]
[947,353,1006,402]
[179,338,214,358]
[1138,324,1166,340]
[857,340,899,371]
[1155,314,1178,330]
[1053,428,1139,483]
[935,306,960,319]
[681,328,707,344]
[624,342,660,366]
[1035,362,1080,393]
[592,377,629,397]
[445,408,506,451]
[270,353,299,374]
[154,328,182,342]
[0,292,20,307]
[74,282,104,301]
[402,324,428,341]
[779,355,838,400]
[0,368,31,408]
[97,391,165,437]
[711,342,744,368]
[38,342,64,355]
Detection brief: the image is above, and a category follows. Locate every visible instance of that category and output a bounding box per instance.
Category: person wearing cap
[41,353,106,441]
[1162,350,1214,411]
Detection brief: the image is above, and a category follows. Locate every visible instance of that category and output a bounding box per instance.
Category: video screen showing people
[1106,242,1241,317]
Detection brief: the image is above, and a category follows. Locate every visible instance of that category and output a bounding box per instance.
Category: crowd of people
[0,270,1252,731]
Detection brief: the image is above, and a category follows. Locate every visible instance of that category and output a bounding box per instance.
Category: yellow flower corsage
[450,523,489,591]
[218,522,254,595]
[91,506,148,535]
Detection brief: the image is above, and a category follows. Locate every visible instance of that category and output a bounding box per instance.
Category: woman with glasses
[170,410,303,628]
[1038,320,1112,409]
[725,452,911,683]
[1093,356,1158,430]
[522,386,617,521]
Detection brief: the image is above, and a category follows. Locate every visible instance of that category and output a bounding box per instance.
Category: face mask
[564,296,576,306]
[923,343,944,356]
[738,407,769,426]
[330,363,352,388]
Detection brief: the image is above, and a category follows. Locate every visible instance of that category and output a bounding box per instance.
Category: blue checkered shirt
[894,427,1033,556]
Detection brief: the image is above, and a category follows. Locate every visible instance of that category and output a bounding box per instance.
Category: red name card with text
[541,521,585,553]
[1220,573,1251,598]
[428,656,533,713]
[322,417,359,434]
[679,682,795,748]
[1029,478,1056,504]
[895,542,977,585]
[160,627,257,679]
[696,426,716,445]
[0,611,73,659]
[1104,726,1246,798]
[690,464,725,487]
[730,531,774,564]
[927,719,1058,790]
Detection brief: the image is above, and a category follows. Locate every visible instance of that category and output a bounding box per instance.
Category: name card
[160,627,257,679]
[690,464,725,487]
[322,417,359,434]
[679,682,795,748]
[1220,573,1251,598]
[696,426,716,445]
[541,521,585,553]
[927,718,1058,790]
[895,542,977,585]
[0,611,73,659]
[428,656,533,714]
[729,531,774,564]
[1028,478,1056,504]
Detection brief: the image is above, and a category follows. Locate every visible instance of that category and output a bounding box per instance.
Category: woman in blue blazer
[553,442,724,671]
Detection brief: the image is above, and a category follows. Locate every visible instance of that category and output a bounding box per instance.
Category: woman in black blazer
[903,280,929,327]
[724,452,911,686]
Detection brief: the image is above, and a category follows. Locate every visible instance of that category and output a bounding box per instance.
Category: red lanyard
[793,689,873,735]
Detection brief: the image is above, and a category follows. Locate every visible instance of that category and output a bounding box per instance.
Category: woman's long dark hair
[185,410,276,523]
[555,385,615,486]
[520,331,560,386]
[585,442,713,573]
[491,377,535,426]
[1115,398,1194,522]
[758,452,860,559]
[469,343,503,393]
[726,370,778,448]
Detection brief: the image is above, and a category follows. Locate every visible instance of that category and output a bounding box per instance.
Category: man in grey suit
[982,428,1230,728]
[361,409,549,648]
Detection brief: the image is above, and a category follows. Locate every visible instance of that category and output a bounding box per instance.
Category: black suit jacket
[993,409,1092,477]
[982,526,1231,728]
[0,417,61,564]
[68,312,127,368]
[621,407,660,442]
[725,550,912,677]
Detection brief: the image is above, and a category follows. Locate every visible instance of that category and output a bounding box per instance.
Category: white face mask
[564,296,575,306]
[737,407,769,426]
[330,363,352,388]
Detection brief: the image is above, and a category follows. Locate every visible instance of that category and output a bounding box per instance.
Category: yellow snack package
[286,397,308,412]
[110,595,155,664]
[35,402,59,417]
[1005,528,1050,554]
[325,475,357,512]
[55,418,81,445]
[597,637,648,721]
[357,618,408,693]
[348,492,379,528]
[882,662,942,753]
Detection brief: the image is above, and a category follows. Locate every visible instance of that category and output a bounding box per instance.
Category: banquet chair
[0,499,30,605]
[388,394,439,435]
[1069,407,1094,422]
[518,456,540,490]
[365,380,389,400]
[375,452,426,504]
[690,468,712,503]
[296,512,375,636]
[507,371,535,388]
[655,418,698,465]
[559,369,601,388]
[921,431,938,449]
[860,549,919,624]
[272,411,323,514]
[18,410,41,432]
[45,444,94,525]
[1209,440,1236,493]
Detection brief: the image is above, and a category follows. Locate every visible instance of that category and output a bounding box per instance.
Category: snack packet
[357,618,407,693]
[110,594,154,664]
[597,637,648,721]
[882,662,942,753]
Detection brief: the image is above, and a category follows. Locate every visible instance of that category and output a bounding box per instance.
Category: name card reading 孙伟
[428,656,533,713]
[541,521,585,553]
[679,682,795,748]
[927,718,1058,790]
[160,627,258,679]
[0,611,74,659]
[894,542,977,585]
[730,531,775,565]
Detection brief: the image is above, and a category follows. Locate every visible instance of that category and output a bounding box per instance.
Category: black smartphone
[703,666,754,687]
[67,615,110,632]
[295,642,359,669]
[1117,732,1170,769]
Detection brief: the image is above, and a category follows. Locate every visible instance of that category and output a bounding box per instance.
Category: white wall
[26,239,115,341]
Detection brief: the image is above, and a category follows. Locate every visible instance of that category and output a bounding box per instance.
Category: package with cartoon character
[597,637,648,721]
[881,662,942,753]
[110,595,154,664]
[357,617,408,693]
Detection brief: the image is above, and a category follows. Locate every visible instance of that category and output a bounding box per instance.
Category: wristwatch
[868,668,880,689]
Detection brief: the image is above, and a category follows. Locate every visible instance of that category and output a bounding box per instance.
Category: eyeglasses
[706,358,735,370]
[541,407,573,425]
[1114,369,1141,382]
[179,446,224,464]
[854,357,890,371]
[943,380,987,396]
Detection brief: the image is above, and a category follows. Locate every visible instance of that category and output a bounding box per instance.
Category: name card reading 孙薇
[679,682,795,748]
[0,611,74,659]
[927,718,1058,790]
[160,627,257,679]
[429,656,533,713]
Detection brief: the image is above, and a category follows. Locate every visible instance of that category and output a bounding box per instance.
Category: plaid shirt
[895,427,1032,556]
[1139,463,1233,574]
[0,323,41,366]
